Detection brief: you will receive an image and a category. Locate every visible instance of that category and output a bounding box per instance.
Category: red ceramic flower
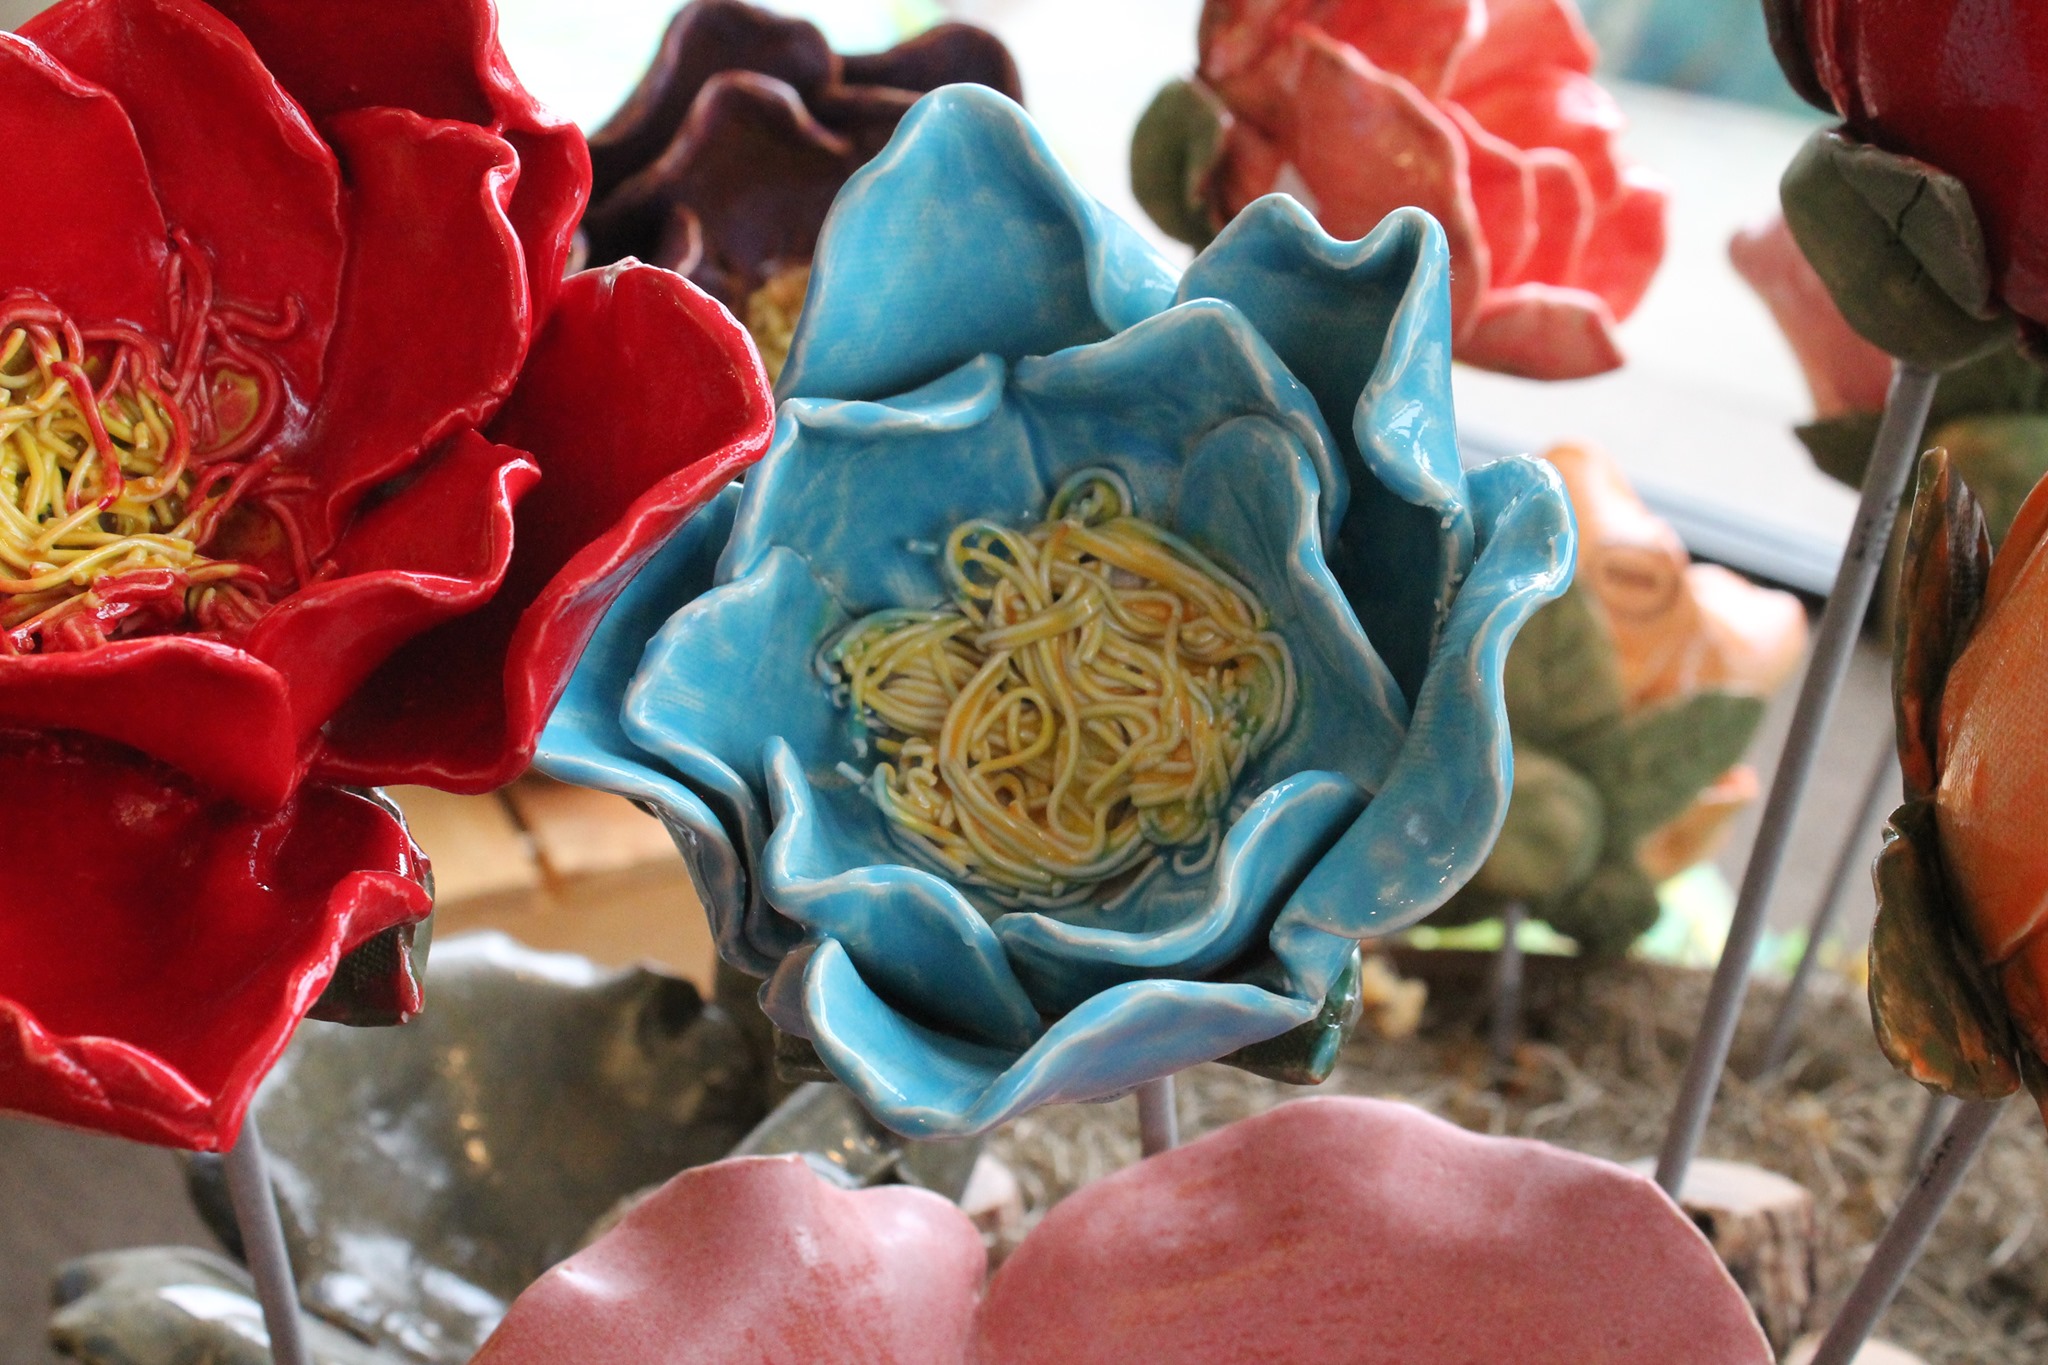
[1190,0,1667,379]
[0,0,775,1148]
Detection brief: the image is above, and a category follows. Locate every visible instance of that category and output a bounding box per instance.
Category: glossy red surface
[0,0,774,1144]
[1804,0,2048,324]
[0,730,431,1150]
[1197,0,1666,379]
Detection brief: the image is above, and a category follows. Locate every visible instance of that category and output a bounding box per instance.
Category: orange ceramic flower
[1193,0,1667,379]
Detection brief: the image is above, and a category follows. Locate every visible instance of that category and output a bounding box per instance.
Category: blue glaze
[537,85,1575,1138]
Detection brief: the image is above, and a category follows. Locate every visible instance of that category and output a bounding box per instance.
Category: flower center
[0,240,305,653]
[829,468,1296,907]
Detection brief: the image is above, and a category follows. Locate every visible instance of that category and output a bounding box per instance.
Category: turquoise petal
[778,85,1177,402]
[1180,198,1471,702]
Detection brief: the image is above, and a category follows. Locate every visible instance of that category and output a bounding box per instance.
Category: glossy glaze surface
[540,86,1574,1137]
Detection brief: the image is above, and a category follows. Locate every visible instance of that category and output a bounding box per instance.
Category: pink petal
[1456,282,1625,378]
[972,1097,1770,1365]
[472,1155,985,1365]
[1729,213,1893,418]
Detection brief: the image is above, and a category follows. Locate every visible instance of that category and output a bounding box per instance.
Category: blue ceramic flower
[538,85,1574,1137]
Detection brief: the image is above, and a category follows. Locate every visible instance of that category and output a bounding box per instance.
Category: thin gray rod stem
[1757,745,1898,1076]
[1805,1098,2004,1365]
[223,1114,311,1365]
[1656,361,1937,1197]
[1137,1075,1179,1157]
[1490,901,1528,1074]
[1904,1091,1962,1177]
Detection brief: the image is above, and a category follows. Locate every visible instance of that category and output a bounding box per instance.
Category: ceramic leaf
[1796,343,2048,496]
[1570,691,1766,846]
[1129,79,1225,249]
[1893,449,1990,802]
[1466,742,1605,902]
[1543,856,1663,959]
[1868,800,2021,1099]
[1501,583,1628,752]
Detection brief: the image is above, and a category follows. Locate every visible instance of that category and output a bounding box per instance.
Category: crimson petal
[298,108,529,541]
[1444,101,1536,287]
[1450,0,1598,94]
[1456,65,1623,201]
[0,730,429,1150]
[1459,282,1624,378]
[1310,0,1482,93]
[24,0,345,406]
[314,263,773,792]
[1577,165,1668,322]
[0,32,168,333]
[1511,146,1593,289]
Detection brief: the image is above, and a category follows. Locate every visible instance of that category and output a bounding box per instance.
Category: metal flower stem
[1137,1075,1179,1156]
[223,1113,312,1365]
[1904,1092,1963,1175]
[1490,901,1529,1073]
[1756,746,1899,1077]
[1804,1098,2005,1365]
[1656,360,1938,1197]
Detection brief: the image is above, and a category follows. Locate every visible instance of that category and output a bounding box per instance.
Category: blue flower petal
[803,938,1315,1138]
[760,740,1042,1050]
[996,770,1366,1012]
[778,85,1177,403]
[1277,454,1576,941]
[621,546,853,964]
[1180,198,1471,704]
[534,488,779,973]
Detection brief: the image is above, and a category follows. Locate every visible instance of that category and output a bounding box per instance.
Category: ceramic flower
[469,1097,1771,1365]
[1434,443,1802,952]
[0,0,775,1149]
[1132,0,1667,379]
[1870,452,2048,1125]
[1765,0,2044,367]
[1730,215,1892,423]
[540,86,1573,1137]
[580,0,1020,373]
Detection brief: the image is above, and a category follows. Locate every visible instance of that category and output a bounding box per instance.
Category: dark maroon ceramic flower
[580,0,1021,359]
[0,0,775,1149]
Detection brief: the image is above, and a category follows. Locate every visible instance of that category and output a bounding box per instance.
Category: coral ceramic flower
[580,0,1019,372]
[1872,452,2048,1123]
[1436,443,1802,951]
[1134,0,1667,379]
[470,1097,1772,1365]
[540,86,1573,1137]
[0,0,774,1148]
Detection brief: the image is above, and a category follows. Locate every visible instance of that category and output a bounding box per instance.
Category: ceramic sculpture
[0,0,775,1150]
[579,0,1020,377]
[1131,0,1667,379]
[539,85,1575,1138]
[467,1096,1772,1365]
[1765,0,2047,368]
[1434,443,1804,952]
[1869,451,2048,1126]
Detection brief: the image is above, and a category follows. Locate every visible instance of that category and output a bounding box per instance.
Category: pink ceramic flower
[1730,214,1892,420]
[1193,0,1668,379]
[472,1097,1771,1365]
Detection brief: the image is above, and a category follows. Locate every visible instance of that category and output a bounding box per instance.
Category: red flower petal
[1309,0,1483,94]
[1455,65,1622,201]
[1449,0,1597,94]
[1509,146,1593,289]
[1460,282,1624,378]
[1578,164,1668,323]
[24,0,345,406]
[0,638,298,809]
[0,730,429,1150]
[1210,27,1488,327]
[243,430,538,748]
[202,0,588,322]
[1443,101,1536,288]
[0,32,169,333]
[313,263,773,792]
[296,107,529,542]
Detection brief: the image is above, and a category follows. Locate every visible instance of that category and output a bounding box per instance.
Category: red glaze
[1803,0,2048,326]
[1197,0,1667,379]
[0,0,774,1144]
[0,729,431,1150]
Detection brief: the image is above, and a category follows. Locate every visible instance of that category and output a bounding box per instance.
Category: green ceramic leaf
[1933,414,2048,544]
[1798,343,2048,494]
[1129,78,1224,249]
[1502,584,1627,752]
[1893,449,1990,802]
[1868,800,2021,1099]
[1539,856,1662,959]
[1570,692,1766,846]
[1782,128,2013,370]
[1467,743,1605,902]
[1223,947,1363,1085]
